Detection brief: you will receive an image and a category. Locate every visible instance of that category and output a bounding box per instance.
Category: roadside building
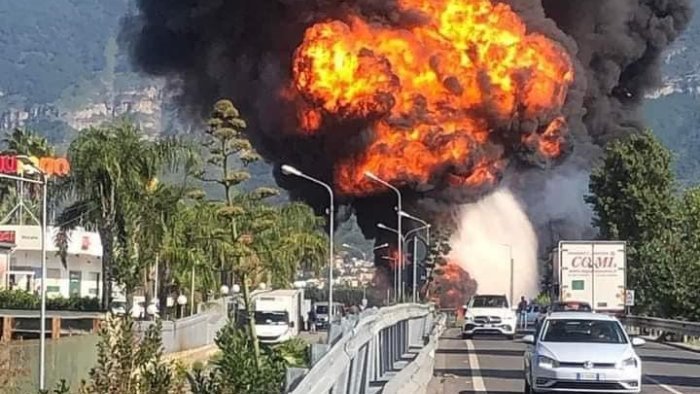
[0,225,102,299]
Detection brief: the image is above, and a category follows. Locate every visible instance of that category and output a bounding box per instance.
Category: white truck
[554,241,626,314]
[313,301,343,329]
[252,289,304,344]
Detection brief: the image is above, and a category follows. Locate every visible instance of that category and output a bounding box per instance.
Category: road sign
[625,290,635,306]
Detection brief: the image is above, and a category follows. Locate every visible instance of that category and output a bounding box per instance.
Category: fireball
[291,0,574,196]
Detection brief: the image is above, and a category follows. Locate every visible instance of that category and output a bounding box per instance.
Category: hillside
[0,0,129,105]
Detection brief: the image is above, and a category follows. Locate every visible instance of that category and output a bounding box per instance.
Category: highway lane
[428,328,700,394]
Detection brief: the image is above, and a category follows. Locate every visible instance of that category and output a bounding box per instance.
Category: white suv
[462,294,517,339]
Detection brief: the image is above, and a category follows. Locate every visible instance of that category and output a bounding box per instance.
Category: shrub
[0,290,101,311]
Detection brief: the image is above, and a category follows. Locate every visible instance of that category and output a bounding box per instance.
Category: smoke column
[450,188,539,298]
[122,0,692,295]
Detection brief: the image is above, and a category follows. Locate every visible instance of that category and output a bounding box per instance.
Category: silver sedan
[523,312,645,393]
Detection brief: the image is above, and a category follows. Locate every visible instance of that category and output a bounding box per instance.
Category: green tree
[2,127,55,157]
[196,99,328,373]
[187,323,287,394]
[56,121,190,309]
[79,315,186,394]
[196,99,274,367]
[0,128,56,224]
[585,131,697,317]
[424,229,451,300]
[586,131,676,243]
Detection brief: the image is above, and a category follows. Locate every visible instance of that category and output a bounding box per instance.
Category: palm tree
[255,202,328,288]
[0,128,55,224]
[55,121,192,309]
[2,127,55,157]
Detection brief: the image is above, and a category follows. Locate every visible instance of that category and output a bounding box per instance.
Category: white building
[0,225,103,299]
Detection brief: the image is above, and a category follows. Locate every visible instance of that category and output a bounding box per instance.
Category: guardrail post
[51,316,61,339]
[348,341,369,394]
[371,334,380,382]
[2,316,12,342]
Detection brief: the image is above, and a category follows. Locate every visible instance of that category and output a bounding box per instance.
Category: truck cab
[313,301,343,329]
[253,289,303,344]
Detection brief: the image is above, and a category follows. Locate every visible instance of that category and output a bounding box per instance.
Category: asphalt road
[428,328,700,394]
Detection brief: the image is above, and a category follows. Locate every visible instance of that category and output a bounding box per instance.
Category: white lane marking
[465,339,486,392]
[645,375,685,394]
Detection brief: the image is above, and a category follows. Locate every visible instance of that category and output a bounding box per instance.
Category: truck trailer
[553,241,626,314]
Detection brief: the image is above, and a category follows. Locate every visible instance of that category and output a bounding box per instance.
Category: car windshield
[551,302,592,312]
[316,305,328,314]
[471,295,508,308]
[542,319,627,344]
[254,311,289,325]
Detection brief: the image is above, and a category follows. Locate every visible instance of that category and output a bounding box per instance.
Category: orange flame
[431,262,477,309]
[291,0,574,195]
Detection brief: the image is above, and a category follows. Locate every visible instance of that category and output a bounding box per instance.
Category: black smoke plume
[121,0,692,286]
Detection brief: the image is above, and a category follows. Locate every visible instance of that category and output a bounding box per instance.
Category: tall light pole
[281,165,335,324]
[5,158,48,390]
[365,172,402,300]
[404,224,430,303]
[498,243,514,306]
[377,223,407,302]
[399,210,431,245]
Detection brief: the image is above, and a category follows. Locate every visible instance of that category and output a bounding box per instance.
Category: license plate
[577,372,601,381]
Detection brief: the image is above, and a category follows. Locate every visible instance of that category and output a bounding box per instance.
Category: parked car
[523,312,645,393]
[525,304,542,326]
[462,294,516,340]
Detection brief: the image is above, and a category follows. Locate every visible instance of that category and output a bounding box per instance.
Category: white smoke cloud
[449,187,540,302]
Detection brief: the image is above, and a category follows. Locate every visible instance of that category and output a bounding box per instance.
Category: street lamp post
[498,243,514,307]
[1,161,48,390]
[405,225,430,303]
[377,223,405,302]
[379,224,429,303]
[341,243,366,261]
[399,211,432,303]
[281,165,335,325]
[399,210,430,244]
[364,172,402,301]
[373,243,389,252]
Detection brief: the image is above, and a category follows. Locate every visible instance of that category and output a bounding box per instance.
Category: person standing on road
[309,308,317,333]
[517,296,528,329]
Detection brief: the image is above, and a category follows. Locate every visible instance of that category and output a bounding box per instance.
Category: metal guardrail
[288,303,435,394]
[622,315,700,338]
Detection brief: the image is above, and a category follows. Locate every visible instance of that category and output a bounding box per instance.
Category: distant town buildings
[295,252,376,289]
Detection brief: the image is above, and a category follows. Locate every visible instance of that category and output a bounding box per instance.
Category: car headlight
[504,315,515,321]
[465,314,474,322]
[620,357,638,368]
[538,355,559,368]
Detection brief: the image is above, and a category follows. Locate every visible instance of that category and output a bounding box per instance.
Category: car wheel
[462,333,472,339]
[524,379,533,394]
[507,335,515,340]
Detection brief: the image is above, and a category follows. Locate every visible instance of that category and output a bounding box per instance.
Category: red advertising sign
[0,155,70,177]
[0,230,16,244]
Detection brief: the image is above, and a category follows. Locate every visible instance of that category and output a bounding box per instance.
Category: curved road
[428,328,700,394]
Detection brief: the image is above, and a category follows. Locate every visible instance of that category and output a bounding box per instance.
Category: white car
[462,294,517,339]
[523,312,645,393]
